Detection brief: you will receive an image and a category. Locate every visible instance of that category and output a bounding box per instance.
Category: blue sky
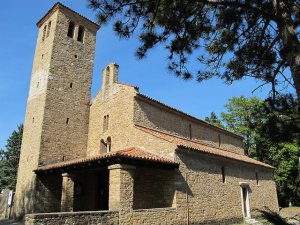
[0,0,276,149]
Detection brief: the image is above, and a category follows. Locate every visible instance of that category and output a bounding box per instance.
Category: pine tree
[88,0,300,109]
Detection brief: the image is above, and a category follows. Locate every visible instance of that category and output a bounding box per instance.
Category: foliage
[271,143,300,206]
[204,112,225,129]
[220,96,264,157]
[255,94,300,145]
[88,0,300,106]
[0,124,23,191]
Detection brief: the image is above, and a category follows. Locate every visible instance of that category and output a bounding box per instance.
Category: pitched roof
[37,2,100,29]
[135,125,274,169]
[135,93,243,140]
[35,147,178,173]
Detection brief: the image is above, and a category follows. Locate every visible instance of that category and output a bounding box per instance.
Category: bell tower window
[77,26,85,43]
[46,21,51,38]
[67,21,75,38]
[42,25,47,42]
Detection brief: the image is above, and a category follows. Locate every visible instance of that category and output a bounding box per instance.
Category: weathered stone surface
[13,4,98,218]
[25,211,119,225]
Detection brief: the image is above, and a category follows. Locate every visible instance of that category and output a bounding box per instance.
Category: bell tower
[13,3,100,218]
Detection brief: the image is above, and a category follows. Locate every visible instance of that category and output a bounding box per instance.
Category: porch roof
[34,147,179,174]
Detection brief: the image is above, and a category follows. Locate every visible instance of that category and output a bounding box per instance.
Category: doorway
[94,170,109,210]
[73,170,109,211]
[241,186,251,218]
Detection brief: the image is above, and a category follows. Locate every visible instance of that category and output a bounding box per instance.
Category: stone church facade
[13,3,279,225]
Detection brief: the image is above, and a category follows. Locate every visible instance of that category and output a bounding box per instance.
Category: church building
[13,3,279,225]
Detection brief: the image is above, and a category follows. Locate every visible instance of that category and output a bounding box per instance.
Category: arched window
[100,139,107,154]
[77,25,85,42]
[106,137,111,153]
[67,21,75,38]
[105,67,110,86]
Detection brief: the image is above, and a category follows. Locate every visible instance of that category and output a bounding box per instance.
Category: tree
[0,124,23,191]
[88,0,300,108]
[220,96,264,157]
[255,94,300,146]
[270,143,300,206]
[204,112,224,128]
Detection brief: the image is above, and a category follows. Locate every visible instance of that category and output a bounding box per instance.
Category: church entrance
[73,169,109,211]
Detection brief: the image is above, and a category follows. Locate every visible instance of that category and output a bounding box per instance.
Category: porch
[33,148,179,215]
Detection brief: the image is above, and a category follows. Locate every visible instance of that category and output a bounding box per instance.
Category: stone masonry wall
[129,208,183,225]
[13,10,59,218]
[87,75,138,155]
[134,97,244,155]
[25,211,119,225]
[40,9,97,164]
[133,166,175,209]
[14,6,98,218]
[175,149,279,224]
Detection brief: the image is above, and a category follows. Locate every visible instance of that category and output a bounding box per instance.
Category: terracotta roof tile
[35,147,178,172]
[135,125,274,169]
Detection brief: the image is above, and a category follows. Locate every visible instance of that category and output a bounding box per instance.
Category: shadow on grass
[255,208,290,225]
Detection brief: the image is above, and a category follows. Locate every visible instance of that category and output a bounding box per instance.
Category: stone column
[60,173,75,212]
[108,164,135,211]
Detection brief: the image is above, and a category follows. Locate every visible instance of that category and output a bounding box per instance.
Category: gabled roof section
[35,147,178,174]
[136,125,274,169]
[135,93,243,140]
[37,2,100,29]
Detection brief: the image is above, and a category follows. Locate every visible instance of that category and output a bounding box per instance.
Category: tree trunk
[275,3,300,111]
